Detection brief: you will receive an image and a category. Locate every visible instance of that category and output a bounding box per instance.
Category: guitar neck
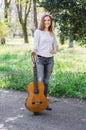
[33,63,39,94]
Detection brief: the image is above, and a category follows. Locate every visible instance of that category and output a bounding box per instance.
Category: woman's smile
[44,16,51,30]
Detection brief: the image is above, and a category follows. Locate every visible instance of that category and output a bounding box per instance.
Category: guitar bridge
[32,101,42,104]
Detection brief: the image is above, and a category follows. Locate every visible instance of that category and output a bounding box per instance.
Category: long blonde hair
[39,14,54,35]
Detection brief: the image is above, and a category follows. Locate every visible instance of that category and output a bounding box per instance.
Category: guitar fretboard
[33,63,39,94]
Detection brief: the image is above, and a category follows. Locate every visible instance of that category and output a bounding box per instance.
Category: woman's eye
[44,20,50,22]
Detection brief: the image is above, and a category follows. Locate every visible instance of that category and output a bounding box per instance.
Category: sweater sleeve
[52,34,58,50]
[34,29,40,50]
[53,35,58,46]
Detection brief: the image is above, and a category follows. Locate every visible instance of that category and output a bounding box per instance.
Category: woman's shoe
[46,106,52,110]
[33,112,40,115]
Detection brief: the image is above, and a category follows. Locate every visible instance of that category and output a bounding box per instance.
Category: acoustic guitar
[25,52,48,112]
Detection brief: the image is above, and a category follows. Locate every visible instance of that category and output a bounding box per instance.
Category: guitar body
[25,82,48,112]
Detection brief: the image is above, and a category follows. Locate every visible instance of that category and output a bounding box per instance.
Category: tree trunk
[4,0,11,22]
[69,41,74,48]
[32,0,38,36]
[1,37,6,44]
[16,0,31,43]
[22,23,29,43]
[69,36,74,47]
[60,33,65,45]
[33,0,38,29]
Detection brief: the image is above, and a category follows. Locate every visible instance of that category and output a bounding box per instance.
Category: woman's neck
[44,28,48,31]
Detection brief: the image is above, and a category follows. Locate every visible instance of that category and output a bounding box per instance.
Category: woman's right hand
[33,49,38,55]
[32,50,38,67]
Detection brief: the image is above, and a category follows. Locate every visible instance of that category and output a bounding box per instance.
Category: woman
[33,14,58,110]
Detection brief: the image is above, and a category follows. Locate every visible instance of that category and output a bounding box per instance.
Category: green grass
[0,44,86,99]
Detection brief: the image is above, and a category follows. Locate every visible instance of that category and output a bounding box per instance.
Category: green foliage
[0,22,9,37]
[37,0,86,45]
[49,71,86,99]
[0,45,86,99]
[0,69,33,91]
[0,47,33,91]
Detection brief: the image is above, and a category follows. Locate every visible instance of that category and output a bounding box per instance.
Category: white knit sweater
[34,29,58,57]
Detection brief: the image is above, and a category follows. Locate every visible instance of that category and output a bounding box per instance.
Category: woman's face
[43,16,51,29]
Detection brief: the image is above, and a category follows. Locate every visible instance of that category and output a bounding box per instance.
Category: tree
[0,0,11,44]
[4,0,11,22]
[32,0,38,30]
[0,22,9,44]
[31,0,38,36]
[16,0,31,43]
[37,0,86,46]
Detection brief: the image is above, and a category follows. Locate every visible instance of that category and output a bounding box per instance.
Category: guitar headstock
[31,52,37,64]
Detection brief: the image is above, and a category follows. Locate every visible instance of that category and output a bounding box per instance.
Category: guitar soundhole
[32,101,42,104]
[34,89,39,94]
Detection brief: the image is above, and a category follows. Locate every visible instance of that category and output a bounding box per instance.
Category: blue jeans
[36,55,54,96]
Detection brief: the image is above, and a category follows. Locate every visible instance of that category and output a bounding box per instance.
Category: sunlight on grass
[0,37,34,55]
[0,41,86,98]
[55,45,86,72]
